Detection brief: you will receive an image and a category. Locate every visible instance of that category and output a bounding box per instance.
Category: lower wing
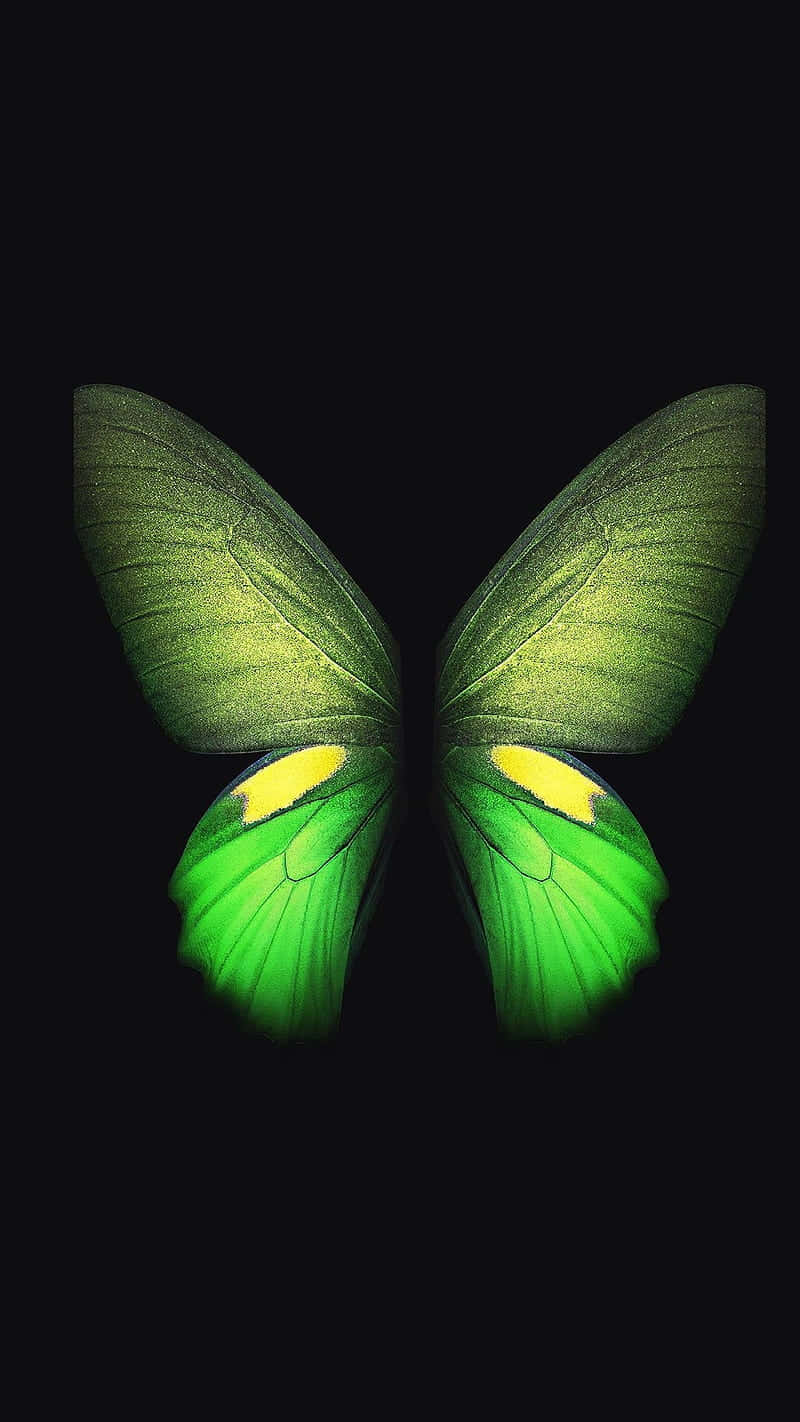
[170,745,399,1040]
[438,745,667,1040]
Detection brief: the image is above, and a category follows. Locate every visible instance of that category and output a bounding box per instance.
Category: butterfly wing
[439,746,666,1040]
[170,747,397,1039]
[437,385,764,753]
[75,386,402,1038]
[435,386,764,1037]
[75,384,400,752]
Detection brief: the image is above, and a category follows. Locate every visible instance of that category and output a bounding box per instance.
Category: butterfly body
[76,383,763,1041]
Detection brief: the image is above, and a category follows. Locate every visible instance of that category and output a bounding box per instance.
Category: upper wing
[436,385,764,752]
[75,385,400,753]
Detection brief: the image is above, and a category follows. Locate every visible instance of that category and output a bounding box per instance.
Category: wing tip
[74,382,158,410]
[666,382,765,416]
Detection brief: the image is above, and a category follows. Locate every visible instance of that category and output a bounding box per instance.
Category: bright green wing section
[439,746,667,1039]
[170,745,398,1039]
[75,385,400,752]
[437,385,764,752]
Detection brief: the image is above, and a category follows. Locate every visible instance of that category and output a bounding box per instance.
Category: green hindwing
[439,747,667,1039]
[75,385,400,753]
[437,385,764,752]
[170,746,398,1039]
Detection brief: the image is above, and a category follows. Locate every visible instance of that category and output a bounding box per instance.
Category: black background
[70,196,770,1147]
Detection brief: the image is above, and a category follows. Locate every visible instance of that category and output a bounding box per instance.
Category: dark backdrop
[71,241,769,1137]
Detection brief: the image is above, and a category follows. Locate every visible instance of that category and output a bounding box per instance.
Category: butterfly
[74,383,764,1041]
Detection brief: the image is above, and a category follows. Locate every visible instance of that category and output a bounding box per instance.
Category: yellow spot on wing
[489,745,604,826]
[231,746,348,825]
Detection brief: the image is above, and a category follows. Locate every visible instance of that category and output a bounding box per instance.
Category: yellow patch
[489,745,604,826]
[231,746,347,825]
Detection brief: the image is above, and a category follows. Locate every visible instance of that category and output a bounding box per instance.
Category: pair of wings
[74,384,764,1040]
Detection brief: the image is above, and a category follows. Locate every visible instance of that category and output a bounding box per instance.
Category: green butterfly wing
[75,387,402,1038]
[437,385,764,752]
[171,746,397,1040]
[435,386,765,1037]
[75,385,400,753]
[439,746,666,1039]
